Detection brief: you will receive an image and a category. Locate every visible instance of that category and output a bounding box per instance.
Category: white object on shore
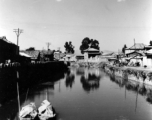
[38,100,56,120]
[19,103,37,119]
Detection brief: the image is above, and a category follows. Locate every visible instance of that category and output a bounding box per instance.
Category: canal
[0,67,152,120]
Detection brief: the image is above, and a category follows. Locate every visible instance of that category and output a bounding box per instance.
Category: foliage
[64,41,75,54]
[26,47,35,51]
[122,44,127,53]
[79,37,100,54]
[150,40,152,46]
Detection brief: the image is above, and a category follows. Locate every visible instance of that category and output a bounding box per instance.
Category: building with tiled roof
[125,43,146,50]
[83,48,101,58]
[125,43,148,55]
[22,50,40,60]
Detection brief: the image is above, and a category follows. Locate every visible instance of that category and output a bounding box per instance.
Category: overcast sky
[0,0,152,52]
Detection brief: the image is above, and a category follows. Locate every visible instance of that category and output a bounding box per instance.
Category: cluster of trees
[79,37,100,54]
[64,41,75,54]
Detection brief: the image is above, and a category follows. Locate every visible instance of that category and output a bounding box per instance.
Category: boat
[38,100,56,120]
[19,102,38,120]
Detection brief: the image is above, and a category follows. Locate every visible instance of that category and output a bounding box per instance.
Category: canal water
[0,67,152,120]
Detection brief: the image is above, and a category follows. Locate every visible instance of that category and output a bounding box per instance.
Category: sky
[0,0,152,52]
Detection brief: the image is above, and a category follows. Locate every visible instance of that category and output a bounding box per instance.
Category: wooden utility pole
[134,38,136,46]
[46,42,51,50]
[13,28,23,46]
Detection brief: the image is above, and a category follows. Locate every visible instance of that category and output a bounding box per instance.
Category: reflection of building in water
[76,67,85,76]
[65,70,75,88]
[80,68,101,92]
[84,68,100,79]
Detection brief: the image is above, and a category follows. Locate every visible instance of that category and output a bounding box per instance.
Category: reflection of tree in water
[109,74,126,88]
[108,72,152,106]
[65,70,75,88]
[138,85,147,96]
[80,73,100,92]
[146,90,152,104]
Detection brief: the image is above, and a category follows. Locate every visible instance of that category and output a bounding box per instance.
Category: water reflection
[0,69,66,120]
[109,74,152,105]
[1,67,152,120]
[80,68,101,92]
[147,91,152,104]
[65,70,75,88]
[76,67,85,76]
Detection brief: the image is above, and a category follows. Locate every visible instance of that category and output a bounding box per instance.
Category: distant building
[83,48,101,58]
[21,50,40,61]
[125,43,147,54]
[54,51,65,61]
[40,50,54,61]
[0,36,19,63]
[74,50,84,61]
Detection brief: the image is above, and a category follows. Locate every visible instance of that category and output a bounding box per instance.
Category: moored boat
[19,103,38,120]
[38,100,56,120]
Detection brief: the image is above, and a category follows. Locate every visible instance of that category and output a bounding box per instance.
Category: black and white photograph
[0,0,152,120]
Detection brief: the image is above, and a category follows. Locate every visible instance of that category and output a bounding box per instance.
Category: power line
[13,28,23,46]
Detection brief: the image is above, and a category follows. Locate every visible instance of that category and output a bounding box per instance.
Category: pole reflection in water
[1,67,152,120]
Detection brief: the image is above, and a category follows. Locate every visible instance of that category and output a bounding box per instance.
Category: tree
[122,44,127,53]
[150,40,152,46]
[64,41,75,54]
[90,39,99,50]
[26,47,35,51]
[80,37,100,54]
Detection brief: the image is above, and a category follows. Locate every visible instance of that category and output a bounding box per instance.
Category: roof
[146,49,152,54]
[19,52,32,58]
[126,43,146,50]
[22,50,40,59]
[145,46,152,51]
[40,50,53,55]
[83,48,99,52]
[0,36,16,45]
[126,51,145,56]
[101,52,114,56]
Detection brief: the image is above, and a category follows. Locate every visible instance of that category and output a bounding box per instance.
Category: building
[21,50,40,61]
[40,50,54,61]
[125,43,147,54]
[0,36,19,63]
[83,48,101,58]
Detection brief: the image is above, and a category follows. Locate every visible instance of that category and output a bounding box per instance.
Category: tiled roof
[126,51,145,56]
[126,43,146,50]
[40,50,53,55]
[146,49,152,54]
[102,52,114,56]
[19,52,32,58]
[0,36,16,45]
[23,50,40,59]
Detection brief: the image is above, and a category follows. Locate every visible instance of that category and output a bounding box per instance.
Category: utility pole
[13,28,23,46]
[134,38,136,46]
[46,42,51,50]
